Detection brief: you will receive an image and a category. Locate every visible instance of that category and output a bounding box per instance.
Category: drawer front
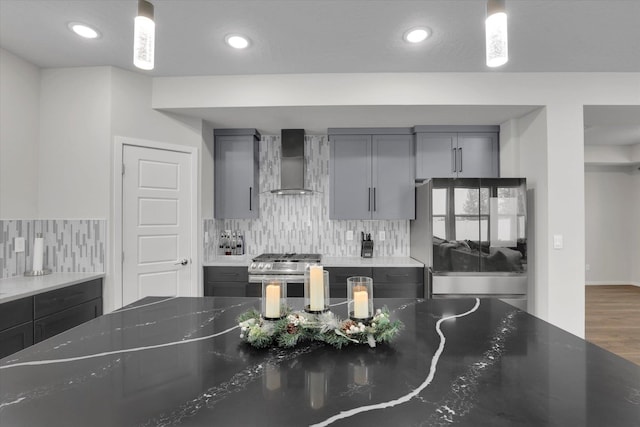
[204,282,246,297]
[329,285,348,299]
[373,267,423,284]
[34,279,103,319]
[34,298,102,343]
[0,321,34,359]
[204,266,248,283]
[0,297,33,331]
[327,267,373,288]
[373,282,424,299]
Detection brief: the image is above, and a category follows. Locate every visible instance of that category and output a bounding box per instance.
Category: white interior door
[122,145,193,306]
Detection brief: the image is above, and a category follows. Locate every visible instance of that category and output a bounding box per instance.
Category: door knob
[174,258,189,266]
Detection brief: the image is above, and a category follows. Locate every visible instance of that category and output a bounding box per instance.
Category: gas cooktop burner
[252,253,321,263]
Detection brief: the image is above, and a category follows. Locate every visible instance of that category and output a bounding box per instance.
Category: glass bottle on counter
[225,230,232,255]
[237,233,244,255]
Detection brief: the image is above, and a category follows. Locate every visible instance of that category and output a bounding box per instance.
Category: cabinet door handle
[458,147,463,173]
[368,187,371,211]
[452,148,457,173]
[249,187,252,211]
[373,188,377,211]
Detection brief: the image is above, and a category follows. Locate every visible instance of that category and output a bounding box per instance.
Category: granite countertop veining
[0,272,105,304]
[1,296,638,426]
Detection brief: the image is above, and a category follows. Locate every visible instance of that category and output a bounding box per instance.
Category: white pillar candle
[265,282,281,318]
[307,371,326,410]
[353,285,369,319]
[32,237,44,272]
[353,364,369,386]
[264,364,281,391]
[309,265,325,311]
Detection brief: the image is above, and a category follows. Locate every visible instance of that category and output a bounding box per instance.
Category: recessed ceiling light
[68,22,100,39]
[403,27,430,43]
[225,34,250,49]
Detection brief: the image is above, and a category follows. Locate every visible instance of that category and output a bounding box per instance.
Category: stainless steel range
[248,253,321,283]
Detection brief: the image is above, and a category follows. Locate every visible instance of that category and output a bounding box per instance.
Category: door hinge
[122,164,125,175]
[122,251,124,263]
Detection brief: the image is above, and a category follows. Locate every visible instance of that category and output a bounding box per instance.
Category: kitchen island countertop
[1,296,638,426]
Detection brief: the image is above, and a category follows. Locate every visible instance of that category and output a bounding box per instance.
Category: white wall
[38,67,112,218]
[0,48,40,218]
[513,108,549,321]
[584,165,635,284]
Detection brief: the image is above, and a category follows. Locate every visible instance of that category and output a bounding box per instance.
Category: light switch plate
[378,230,385,241]
[346,230,354,241]
[15,237,25,253]
[553,234,563,249]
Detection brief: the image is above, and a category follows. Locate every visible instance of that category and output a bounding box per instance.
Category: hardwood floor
[585,285,640,366]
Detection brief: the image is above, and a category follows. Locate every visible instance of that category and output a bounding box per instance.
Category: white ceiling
[1,0,639,144]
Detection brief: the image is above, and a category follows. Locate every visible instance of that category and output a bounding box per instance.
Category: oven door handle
[248,274,305,283]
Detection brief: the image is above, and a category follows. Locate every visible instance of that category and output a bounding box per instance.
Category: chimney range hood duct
[271,129,313,195]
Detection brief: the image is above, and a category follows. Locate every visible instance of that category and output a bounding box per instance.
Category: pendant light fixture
[485,0,508,67]
[133,0,155,70]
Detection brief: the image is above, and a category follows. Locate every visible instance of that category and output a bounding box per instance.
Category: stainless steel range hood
[271,129,314,195]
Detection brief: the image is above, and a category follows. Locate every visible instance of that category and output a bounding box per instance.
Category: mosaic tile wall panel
[0,219,105,278]
[204,135,410,260]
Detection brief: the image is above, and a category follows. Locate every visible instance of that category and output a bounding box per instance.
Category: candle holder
[347,276,373,322]
[304,266,329,313]
[262,279,287,320]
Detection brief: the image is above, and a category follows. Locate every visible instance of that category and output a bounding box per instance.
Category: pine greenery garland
[237,306,403,349]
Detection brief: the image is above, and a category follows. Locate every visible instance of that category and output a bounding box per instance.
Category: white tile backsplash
[204,135,409,260]
[0,219,105,278]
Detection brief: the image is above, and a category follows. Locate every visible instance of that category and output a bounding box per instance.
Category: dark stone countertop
[1,297,638,426]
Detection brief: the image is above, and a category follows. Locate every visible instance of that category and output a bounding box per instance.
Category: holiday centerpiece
[237,267,404,349]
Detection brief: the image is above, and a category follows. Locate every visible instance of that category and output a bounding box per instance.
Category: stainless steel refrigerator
[410,178,528,310]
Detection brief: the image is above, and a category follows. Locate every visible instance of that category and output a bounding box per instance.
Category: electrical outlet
[346,230,354,241]
[585,264,590,271]
[14,237,25,253]
[204,231,209,243]
[378,230,385,241]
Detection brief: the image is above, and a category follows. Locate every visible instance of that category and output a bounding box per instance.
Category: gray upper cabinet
[329,128,415,220]
[214,129,260,219]
[414,126,499,180]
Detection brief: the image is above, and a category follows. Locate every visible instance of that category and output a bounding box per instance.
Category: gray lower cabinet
[414,126,500,180]
[0,297,33,359]
[327,267,372,298]
[203,266,302,297]
[204,266,248,297]
[0,278,103,358]
[214,129,260,219]
[326,267,424,299]
[33,279,103,343]
[372,267,424,298]
[329,128,415,220]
